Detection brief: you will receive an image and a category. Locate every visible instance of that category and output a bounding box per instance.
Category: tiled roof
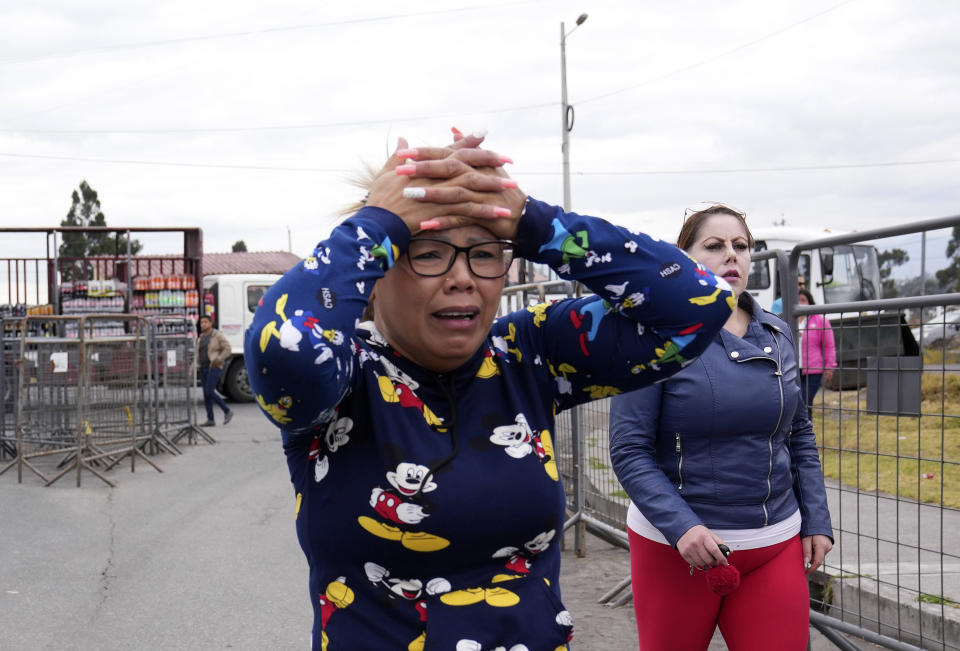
[202,251,301,275]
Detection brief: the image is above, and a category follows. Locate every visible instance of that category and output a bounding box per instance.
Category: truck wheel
[225,358,255,403]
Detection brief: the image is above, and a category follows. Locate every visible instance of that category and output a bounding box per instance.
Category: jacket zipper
[675,433,684,491]
[761,336,786,525]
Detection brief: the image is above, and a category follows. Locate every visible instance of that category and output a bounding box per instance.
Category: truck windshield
[820,244,881,304]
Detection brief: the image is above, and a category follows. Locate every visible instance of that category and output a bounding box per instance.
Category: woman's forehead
[415,224,498,243]
[697,214,749,240]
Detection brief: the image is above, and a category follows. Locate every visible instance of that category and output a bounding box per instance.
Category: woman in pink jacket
[797,288,837,407]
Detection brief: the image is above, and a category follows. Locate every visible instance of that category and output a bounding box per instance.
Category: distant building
[202,251,301,276]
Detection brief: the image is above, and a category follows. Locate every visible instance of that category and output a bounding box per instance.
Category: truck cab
[746,226,882,310]
[202,273,281,401]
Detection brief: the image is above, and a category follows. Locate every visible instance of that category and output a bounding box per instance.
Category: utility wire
[2,151,957,175]
[1,0,855,135]
[578,0,859,106]
[0,152,352,173]
[0,1,543,67]
[0,101,553,134]
[0,3,328,124]
[561,158,960,176]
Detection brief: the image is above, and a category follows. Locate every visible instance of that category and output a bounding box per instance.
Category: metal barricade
[0,318,19,461]
[145,316,212,447]
[72,315,162,486]
[785,220,960,650]
[0,315,163,487]
[502,213,960,649]
[0,316,84,485]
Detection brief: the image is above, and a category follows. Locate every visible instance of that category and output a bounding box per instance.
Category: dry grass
[813,374,960,508]
[923,347,960,366]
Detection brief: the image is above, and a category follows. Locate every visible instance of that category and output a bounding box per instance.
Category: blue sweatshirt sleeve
[608,386,704,546]
[493,197,735,409]
[243,206,410,434]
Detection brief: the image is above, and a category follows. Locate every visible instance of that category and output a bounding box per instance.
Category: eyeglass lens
[407,240,514,278]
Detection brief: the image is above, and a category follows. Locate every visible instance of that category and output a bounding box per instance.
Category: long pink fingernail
[419,219,440,230]
[493,207,512,217]
[396,148,419,159]
[498,155,514,164]
[395,164,416,175]
[501,178,519,189]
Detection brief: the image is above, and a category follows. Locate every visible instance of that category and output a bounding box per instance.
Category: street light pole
[560,13,587,212]
[561,13,588,558]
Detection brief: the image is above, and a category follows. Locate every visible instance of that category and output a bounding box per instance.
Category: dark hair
[199,315,212,322]
[798,288,815,305]
[676,204,754,251]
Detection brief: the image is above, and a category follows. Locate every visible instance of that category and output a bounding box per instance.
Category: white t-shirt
[626,502,801,551]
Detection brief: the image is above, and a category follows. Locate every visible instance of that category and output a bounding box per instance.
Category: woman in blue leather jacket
[609,204,833,650]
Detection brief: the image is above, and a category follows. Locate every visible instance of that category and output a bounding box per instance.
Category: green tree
[232,240,248,252]
[59,181,142,280]
[877,247,909,297]
[935,225,960,292]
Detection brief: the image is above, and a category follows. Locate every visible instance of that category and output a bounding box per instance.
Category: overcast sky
[1,0,958,264]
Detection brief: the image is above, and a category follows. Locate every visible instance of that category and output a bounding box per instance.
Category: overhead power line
[2,0,855,135]
[0,1,543,67]
[0,151,351,173]
[579,0,859,106]
[0,101,554,135]
[2,151,957,176]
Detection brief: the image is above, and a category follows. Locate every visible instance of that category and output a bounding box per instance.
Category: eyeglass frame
[405,238,516,279]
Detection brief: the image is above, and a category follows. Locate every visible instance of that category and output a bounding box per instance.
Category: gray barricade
[145,316,212,448]
[502,213,960,650]
[0,316,85,485]
[1,314,221,487]
[1,318,20,461]
[0,315,163,487]
[73,315,162,486]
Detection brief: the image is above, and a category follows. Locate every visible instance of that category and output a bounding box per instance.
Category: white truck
[745,225,882,309]
[203,273,281,402]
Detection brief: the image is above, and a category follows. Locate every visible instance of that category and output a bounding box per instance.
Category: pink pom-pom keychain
[705,544,740,596]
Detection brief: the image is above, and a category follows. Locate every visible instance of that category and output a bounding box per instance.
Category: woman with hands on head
[608,204,834,650]
[245,131,735,650]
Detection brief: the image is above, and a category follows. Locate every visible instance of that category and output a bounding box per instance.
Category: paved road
[0,403,884,650]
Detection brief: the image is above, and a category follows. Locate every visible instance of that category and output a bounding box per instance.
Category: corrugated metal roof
[202,251,301,275]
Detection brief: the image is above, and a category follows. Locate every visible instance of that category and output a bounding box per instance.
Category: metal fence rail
[0,315,175,486]
[501,213,960,650]
[1,319,20,461]
[145,316,210,449]
[72,315,162,486]
[785,221,960,651]
[0,315,164,487]
[0,316,85,484]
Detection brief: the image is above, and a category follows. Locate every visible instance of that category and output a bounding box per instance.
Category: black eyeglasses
[406,239,515,279]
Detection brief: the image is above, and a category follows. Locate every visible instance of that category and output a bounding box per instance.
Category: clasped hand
[364,131,526,241]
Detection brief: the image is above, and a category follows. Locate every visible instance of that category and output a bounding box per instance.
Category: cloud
[1,0,959,260]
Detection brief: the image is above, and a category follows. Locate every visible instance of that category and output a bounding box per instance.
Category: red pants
[628,530,810,650]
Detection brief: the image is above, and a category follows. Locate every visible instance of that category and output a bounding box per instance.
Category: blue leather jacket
[609,297,833,547]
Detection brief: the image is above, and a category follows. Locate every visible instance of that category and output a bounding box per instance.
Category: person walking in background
[609,204,833,650]
[797,287,837,407]
[244,132,735,650]
[197,314,232,427]
[769,273,806,316]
